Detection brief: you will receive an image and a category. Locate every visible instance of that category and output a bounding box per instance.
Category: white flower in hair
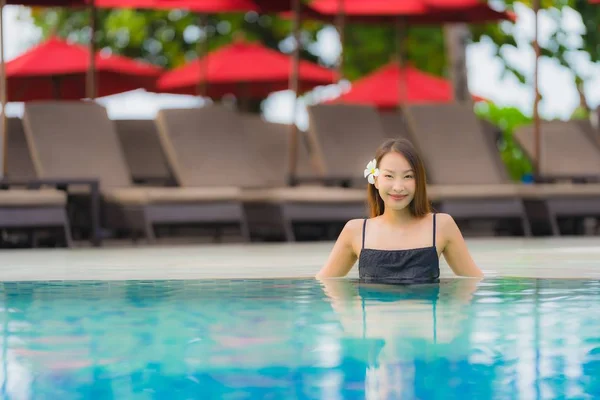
[364,159,380,184]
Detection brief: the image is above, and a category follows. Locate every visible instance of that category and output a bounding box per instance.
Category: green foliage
[25,4,457,105]
[26,1,599,91]
[471,0,600,111]
[27,8,322,69]
[474,102,533,181]
[341,23,447,80]
[23,1,600,113]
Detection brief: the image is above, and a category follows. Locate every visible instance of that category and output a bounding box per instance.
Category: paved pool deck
[1,237,599,281]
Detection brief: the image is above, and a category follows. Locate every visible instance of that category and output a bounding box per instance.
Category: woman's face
[375,152,416,211]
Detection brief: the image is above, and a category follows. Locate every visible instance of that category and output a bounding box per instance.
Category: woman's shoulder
[432,213,456,227]
[337,219,367,250]
[343,218,367,232]
[431,213,461,240]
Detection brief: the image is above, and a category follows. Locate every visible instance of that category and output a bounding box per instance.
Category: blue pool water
[0,278,599,399]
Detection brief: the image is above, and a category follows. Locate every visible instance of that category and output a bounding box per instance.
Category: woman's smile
[388,194,408,201]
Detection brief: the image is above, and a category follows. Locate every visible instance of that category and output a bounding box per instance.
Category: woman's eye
[405,175,414,179]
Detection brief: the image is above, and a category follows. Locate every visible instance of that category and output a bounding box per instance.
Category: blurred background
[1,0,599,247]
[3,0,600,178]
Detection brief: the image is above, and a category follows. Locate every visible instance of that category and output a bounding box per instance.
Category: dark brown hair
[367,138,431,218]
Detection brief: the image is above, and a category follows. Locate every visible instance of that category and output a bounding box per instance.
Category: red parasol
[157,39,336,98]
[289,0,515,24]
[95,0,259,11]
[107,0,295,12]
[5,37,162,101]
[331,63,487,108]
[4,0,85,4]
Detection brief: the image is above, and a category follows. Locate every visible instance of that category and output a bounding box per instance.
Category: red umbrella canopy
[6,0,296,11]
[159,0,293,12]
[94,0,296,12]
[301,0,514,24]
[157,39,337,98]
[95,0,259,11]
[330,62,481,109]
[311,0,438,15]
[5,0,85,5]
[5,37,163,101]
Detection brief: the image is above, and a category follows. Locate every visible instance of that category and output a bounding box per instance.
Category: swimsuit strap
[362,218,367,250]
[432,213,437,247]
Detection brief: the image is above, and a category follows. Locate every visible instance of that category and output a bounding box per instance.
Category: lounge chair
[240,113,315,184]
[379,110,503,160]
[114,119,174,186]
[513,121,600,234]
[5,117,36,181]
[0,187,72,247]
[155,106,367,241]
[242,113,367,240]
[514,120,600,182]
[1,118,71,247]
[379,111,410,139]
[305,104,387,187]
[22,101,250,242]
[400,103,532,236]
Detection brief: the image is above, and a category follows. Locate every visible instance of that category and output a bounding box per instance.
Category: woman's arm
[438,214,484,277]
[315,219,361,278]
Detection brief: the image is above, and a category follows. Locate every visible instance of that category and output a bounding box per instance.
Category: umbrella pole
[196,13,209,98]
[52,77,62,100]
[532,0,541,176]
[395,17,407,111]
[396,18,419,142]
[287,0,301,186]
[0,0,6,178]
[87,0,97,99]
[239,82,250,111]
[335,0,345,82]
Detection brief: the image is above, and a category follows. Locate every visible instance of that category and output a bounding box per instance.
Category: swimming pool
[0,278,598,399]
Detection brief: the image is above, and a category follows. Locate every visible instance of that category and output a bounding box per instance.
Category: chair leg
[521,215,532,237]
[214,226,223,243]
[240,215,251,243]
[63,211,74,248]
[132,206,155,244]
[548,213,561,237]
[143,216,156,244]
[283,219,296,242]
[31,229,39,248]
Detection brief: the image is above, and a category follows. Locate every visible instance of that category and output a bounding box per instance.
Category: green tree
[26,8,323,69]
[340,23,447,80]
[469,1,600,180]
[24,6,325,112]
[471,0,600,115]
[474,102,533,181]
[25,2,600,98]
[24,2,600,76]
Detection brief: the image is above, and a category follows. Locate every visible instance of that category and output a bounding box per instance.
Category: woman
[316,138,483,280]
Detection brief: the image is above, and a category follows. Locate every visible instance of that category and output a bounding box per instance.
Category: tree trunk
[443,24,471,103]
[576,79,590,113]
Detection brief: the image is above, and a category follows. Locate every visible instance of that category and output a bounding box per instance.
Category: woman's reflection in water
[317,277,481,399]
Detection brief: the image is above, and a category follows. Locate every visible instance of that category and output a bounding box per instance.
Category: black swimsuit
[358,214,440,283]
